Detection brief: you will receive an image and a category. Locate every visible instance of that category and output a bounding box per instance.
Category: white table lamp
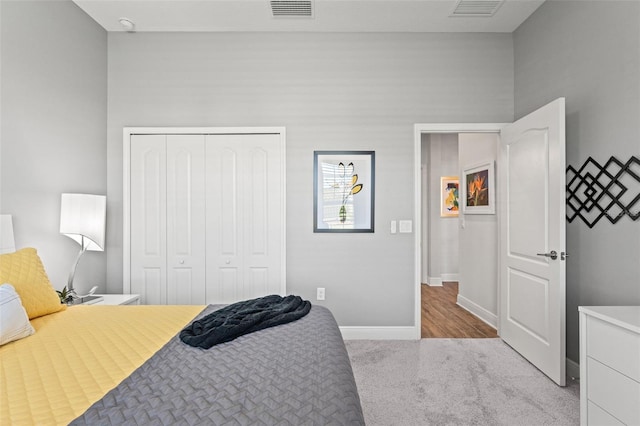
[60,193,106,300]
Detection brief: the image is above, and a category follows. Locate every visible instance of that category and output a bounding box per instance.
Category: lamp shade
[60,193,106,251]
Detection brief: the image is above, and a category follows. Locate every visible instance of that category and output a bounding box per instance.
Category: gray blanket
[72,305,365,425]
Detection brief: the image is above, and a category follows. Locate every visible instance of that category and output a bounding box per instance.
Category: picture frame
[462,160,495,215]
[314,151,375,233]
[440,176,460,217]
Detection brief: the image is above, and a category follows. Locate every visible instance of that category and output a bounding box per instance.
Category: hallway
[421,282,498,338]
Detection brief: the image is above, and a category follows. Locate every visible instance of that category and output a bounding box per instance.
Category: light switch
[390,220,397,234]
[399,220,412,233]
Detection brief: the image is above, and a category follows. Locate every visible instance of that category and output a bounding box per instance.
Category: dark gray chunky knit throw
[180,294,311,349]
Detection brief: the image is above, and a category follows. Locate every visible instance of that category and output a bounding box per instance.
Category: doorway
[413,123,505,340]
[420,132,496,338]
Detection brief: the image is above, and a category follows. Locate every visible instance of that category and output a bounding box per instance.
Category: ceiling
[72,0,546,33]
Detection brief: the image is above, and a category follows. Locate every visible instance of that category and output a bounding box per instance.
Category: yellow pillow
[0,248,66,319]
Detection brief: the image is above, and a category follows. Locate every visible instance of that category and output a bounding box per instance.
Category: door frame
[413,123,506,340]
[123,126,287,296]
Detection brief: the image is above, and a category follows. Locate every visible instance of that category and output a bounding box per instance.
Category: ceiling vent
[270,0,313,18]
[450,0,504,17]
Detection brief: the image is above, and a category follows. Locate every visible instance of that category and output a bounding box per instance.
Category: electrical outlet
[317,287,325,301]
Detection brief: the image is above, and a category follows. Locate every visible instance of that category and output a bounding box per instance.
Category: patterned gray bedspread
[72,305,365,425]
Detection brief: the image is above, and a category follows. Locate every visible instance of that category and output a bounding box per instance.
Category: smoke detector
[119,17,136,32]
[450,0,504,17]
[270,0,313,18]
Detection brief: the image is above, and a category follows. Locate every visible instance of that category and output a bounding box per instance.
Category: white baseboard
[456,294,498,329]
[441,273,459,282]
[340,326,417,340]
[426,277,443,286]
[566,357,580,380]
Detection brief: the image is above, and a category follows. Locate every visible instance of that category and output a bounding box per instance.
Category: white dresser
[579,306,640,426]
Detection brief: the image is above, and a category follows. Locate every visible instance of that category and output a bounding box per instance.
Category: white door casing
[499,98,567,386]
[124,127,286,304]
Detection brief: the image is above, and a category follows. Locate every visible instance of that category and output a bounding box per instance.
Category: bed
[0,216,364,425]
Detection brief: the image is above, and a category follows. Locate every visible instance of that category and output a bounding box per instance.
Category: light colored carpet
[345,339,580,426]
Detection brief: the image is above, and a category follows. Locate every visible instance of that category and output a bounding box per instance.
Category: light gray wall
[437,136,460,279]
[0,0,107,293]
[458,133,499,321]
[107,32,514,325]
[514,1,640,363]
[427,136,443,283]
[424,134,459,283]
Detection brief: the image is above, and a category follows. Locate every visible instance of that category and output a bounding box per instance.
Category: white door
[166,135,206,305]
[499,98,567,386]
[130,135,168,304]
[130,135,206,305]
[205,134,284,304]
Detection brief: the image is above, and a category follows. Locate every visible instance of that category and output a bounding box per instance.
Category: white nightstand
[80,294,140,306]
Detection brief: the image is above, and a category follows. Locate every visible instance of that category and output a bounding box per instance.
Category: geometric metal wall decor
[566,156,640,228]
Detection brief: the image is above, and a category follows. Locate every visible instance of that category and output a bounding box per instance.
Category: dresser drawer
[586,315,640,382]
[587,357,640,425]
[587,401,624,426]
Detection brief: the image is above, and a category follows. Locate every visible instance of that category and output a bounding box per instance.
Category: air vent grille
[270,0,313,18]
[450,0,504,17]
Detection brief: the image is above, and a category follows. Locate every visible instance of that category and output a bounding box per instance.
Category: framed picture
[462,160,495,214]
[440,176,459,217]
[314,151,375,232]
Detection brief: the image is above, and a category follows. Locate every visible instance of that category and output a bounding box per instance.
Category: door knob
[536,250,558,260]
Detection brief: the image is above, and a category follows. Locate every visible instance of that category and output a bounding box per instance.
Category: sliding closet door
[130,134,206,305]
[205,134,283,304]
[166,135,206,305]
[130,135,167,304]
[127,128,285,305]
[242,135,283,299]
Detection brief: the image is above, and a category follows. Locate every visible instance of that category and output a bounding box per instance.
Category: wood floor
[421,282,498,338]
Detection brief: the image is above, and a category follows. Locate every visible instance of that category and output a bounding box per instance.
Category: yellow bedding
[0,304,204,425]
